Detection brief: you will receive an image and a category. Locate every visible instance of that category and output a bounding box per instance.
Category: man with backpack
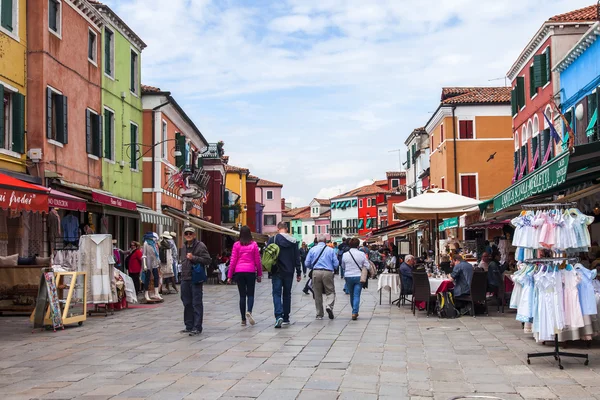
[305,235,339,320]
[266,222,302,328]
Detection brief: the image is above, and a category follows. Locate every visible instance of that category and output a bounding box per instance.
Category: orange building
[426,87,514,201]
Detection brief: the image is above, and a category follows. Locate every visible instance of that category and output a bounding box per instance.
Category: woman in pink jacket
[227,225,262,326]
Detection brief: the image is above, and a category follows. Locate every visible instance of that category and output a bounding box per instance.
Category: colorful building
[288,206,309,244]
[405,127,430,199]
[355,185,388,237]
[310,198,331,240]
[199,146,226,255]
[330,191,359,242]
[246,175,258,232]
[507,5,597,181]
[0,0,27,178]
[256,178,283,234]
[427,87,514,200]
[91,1,146,205]
[223,163,249,229]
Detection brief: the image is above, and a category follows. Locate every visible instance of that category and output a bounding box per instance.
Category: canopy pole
[434,213,439,265]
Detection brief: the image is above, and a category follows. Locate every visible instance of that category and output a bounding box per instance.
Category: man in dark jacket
[268,221,301,328]
[179,226,212,336]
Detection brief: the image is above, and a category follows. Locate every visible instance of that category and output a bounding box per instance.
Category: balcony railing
[198,143,224,159]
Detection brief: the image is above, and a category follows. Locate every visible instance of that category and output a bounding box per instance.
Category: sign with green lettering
[438,217,459,232]
[493,152,569,212]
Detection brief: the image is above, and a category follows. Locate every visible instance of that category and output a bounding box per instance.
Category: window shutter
[406,150,410,168]
[459,120,466,138]
[533,53,546,88]
[466,121,473,139]
[431,134,434,149]
[11,92,25,153]
[46,88,52,139]
[511,89,517,115]
[440,125,444,142]
[130,124,137,169]
[96,113,102,157]
[1,0,13,31]
[469,176,477,199]
[517,77,525,108]
[529,65,536,97]
[86,109,92,153]
[57,95,68,144]
[175,132,186,169]
[531,135,539,169]
[105,30,112,75]
[460,176,468,196]
[411,143,416,158]
[0,85,4,147]
[514,150,519,173]
[545,47,551,84]
[104,110,111,159]
[520,145,528,177]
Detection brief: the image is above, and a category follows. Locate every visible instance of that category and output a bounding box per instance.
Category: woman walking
[342,238,370,320]
[227,226,262,326]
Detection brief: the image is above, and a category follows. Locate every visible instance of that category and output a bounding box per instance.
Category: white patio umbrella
[393,188,482,261]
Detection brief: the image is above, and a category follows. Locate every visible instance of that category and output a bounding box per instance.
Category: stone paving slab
[1,276,600,399]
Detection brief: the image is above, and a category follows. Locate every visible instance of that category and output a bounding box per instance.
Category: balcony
[198,142,225,159]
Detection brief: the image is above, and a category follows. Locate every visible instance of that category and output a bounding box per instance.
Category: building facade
[92,1,146,205]
[246,175,258,232]
[330,192,359,242]
[405,128,430,199]
[356,186,388,237]
[0,0,27,177]
[507,5,597,181]
[427,87,514,200]
[256,179,283,234]
[223,163,248,229]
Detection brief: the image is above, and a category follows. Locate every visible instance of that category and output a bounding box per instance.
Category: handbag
[191,263,207,284]
[348,250,369,284]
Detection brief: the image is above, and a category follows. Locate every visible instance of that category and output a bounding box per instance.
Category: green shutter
[511,89,517,115]
[11,92,24,153]
[175,132,186,169]
[130,51,136,93]
[1,0,13,31]
[130,124,137,169]
[516,77,525,108]
[56,95,68,144]
[96,113,102,157]
[533,53,547,88]
[104,29,112,75]
[86,110,92,153]
[411,143,416,158]
[529,65,536,97]
[104,109,111,159]
[406,150,411,168]
[545,48,551,85]
[0,85,4,147]
[46,88,52,139]
[358,219,364,229]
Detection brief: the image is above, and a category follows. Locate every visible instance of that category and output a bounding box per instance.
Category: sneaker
[188,330,201,336]
[303,290,309,295]
[326,307,334,320]
[246,312,255,326]
[282,320,290,326]
[316,316,323,320]
[180,329,192,334]
[351,314,358,321]
[274,317,284,329]
[241,320,247,326]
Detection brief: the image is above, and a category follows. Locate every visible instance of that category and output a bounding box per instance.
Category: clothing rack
[521,202,578,210]
[524,257,579,263]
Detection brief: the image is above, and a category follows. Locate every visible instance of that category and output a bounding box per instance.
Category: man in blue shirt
[449,254,474,313]
[305,235,339,319]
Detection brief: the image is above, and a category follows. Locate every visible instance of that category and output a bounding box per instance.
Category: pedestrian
[127,241,143,293]
[342,238,370,320]
[227,226,262,326]
[305,234,339,320]
[179,226,212,336]
[268,221,302,328]
[299,242,309,278]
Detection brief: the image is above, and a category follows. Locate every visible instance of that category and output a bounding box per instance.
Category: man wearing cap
[180,226,212,336]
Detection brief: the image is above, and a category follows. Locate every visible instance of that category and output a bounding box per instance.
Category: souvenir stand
[510,202,596,369]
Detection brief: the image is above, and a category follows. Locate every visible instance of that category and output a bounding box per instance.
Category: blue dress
[577,265,598,316]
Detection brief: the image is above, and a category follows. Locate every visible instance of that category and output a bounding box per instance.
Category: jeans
[235,272,256,320]
[129,272,141,292]
[144,268,159,291]
[181,280,203,331]
[345,276,362,314]
[302,260,307,275]
[272,274,293,322]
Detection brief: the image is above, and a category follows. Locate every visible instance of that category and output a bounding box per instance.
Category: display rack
[31,271,87,328]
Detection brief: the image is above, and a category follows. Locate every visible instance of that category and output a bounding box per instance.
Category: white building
[405,127,430,199]
[330,192,359,242]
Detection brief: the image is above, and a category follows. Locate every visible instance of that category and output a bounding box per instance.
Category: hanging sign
[92,191,137,211]
[0,188,48,212]
[493,152,569,212]
[438,217,459,232]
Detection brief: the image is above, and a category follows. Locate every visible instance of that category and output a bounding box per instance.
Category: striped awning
[138,207,173,227]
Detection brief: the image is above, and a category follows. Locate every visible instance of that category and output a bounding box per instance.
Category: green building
[93,2,146,203]
[291,218,303,244]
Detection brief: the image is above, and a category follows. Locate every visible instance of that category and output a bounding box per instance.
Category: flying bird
[486,152,497,162]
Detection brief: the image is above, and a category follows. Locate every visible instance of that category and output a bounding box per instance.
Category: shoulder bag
[348,250,369,284]
[308,245,328,278]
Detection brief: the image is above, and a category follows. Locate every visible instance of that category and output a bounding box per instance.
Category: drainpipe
[451,106,459,193]
[152,100,171,209]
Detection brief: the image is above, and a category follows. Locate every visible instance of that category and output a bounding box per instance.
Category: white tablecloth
[428,278,455,295]
[378,273,400,295]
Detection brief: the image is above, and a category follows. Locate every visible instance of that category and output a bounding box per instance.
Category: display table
[378,273,400,305]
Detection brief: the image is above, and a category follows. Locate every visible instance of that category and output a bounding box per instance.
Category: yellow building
[0,0,27,174]
[224,164,249,228]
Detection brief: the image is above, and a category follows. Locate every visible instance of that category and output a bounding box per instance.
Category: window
[88,29,97,64]
[372,197,376,206]
[529,64,536,98]
[0,84,25,153]
[46,87,68,144]
[318,226,321,234]
[440,124,444,142]
[48,0,61,36]
[85,109,101,158]
[359,199,363,208]
[512,76,526,116]
[161,121,167,158]
[431,134,435,150]
[304,225,307,235]
[266,190,273,200]
[264,215,276,226]
[130,50,139,94]
[104,28,114,77]
[103,108,114,160]
[460,175,477,199]
[441,177,445,190]
[312,225,315,234]
[1,0,17,35]
[130,123,138,170]
[391,179,399,188]
[459,120,474,139]
[326,225,329,233]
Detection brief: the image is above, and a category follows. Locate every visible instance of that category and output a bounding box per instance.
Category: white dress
[563,269,584,329]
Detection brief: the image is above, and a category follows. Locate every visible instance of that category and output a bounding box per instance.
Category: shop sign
[438,217,459,232]
[0,189,48,212]
[49,196,87,212]
[92,191,137,211]
[493,152,569,212]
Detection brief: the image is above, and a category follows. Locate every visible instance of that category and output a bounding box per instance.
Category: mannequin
[142,232,162,301]
[170,231,179,284]
[159,233,176,294]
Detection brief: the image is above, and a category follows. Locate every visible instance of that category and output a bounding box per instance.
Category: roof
[224,164,249,174]
[440,87,511,105]
[285,206,309,218]
[68,0,104,28]
[295,208,312,220]
[221,156,229,164]
[247,174,259,180]
[548,5,599,22]
[386,171,406,178]
[90,0,147,50]
[332,184,389,199]
[257,179,283,188]
[373,179,388,187]
[314,198,330,206]
[318,210,331,218]
[142,85,163,93]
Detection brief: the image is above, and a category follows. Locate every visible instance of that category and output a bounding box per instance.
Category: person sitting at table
[486,251,505,294]
[448,254,473,314]
[399,255,415,294]
[439,255,452,274]
[477,252,490,272]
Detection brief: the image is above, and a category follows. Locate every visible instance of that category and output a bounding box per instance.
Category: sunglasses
[184,232,194,236]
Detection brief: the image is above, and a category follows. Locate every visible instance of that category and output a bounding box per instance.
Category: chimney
[281,198,285,211]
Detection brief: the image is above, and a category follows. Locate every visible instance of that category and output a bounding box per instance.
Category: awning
[138,207,172,226]
[587,109,597,137]
[464,220,510,230]
[163,206,241,238]
[92,190,137,211]
[49,189,87,212]
[0,173,49,213]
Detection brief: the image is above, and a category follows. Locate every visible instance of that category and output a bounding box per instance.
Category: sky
[104,0,593,208]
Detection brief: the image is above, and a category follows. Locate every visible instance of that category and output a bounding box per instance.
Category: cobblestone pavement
[1,277,600,400]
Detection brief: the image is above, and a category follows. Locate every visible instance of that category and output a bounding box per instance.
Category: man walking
[268,222,301,328]
[179,226,212,336]
[305,235,339,320]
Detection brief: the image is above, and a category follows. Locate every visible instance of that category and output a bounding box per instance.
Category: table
[415,278,454,310]
[378,273,400,305]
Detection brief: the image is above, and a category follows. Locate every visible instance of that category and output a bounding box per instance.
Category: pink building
[255,179,283,234]
[315,211,331,240]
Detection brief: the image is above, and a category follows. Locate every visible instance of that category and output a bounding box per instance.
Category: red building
[201,156,226,256]
[384,171,407,227]
[246,175,258,232]
[507,5,597,181]
[356,185,389,237]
